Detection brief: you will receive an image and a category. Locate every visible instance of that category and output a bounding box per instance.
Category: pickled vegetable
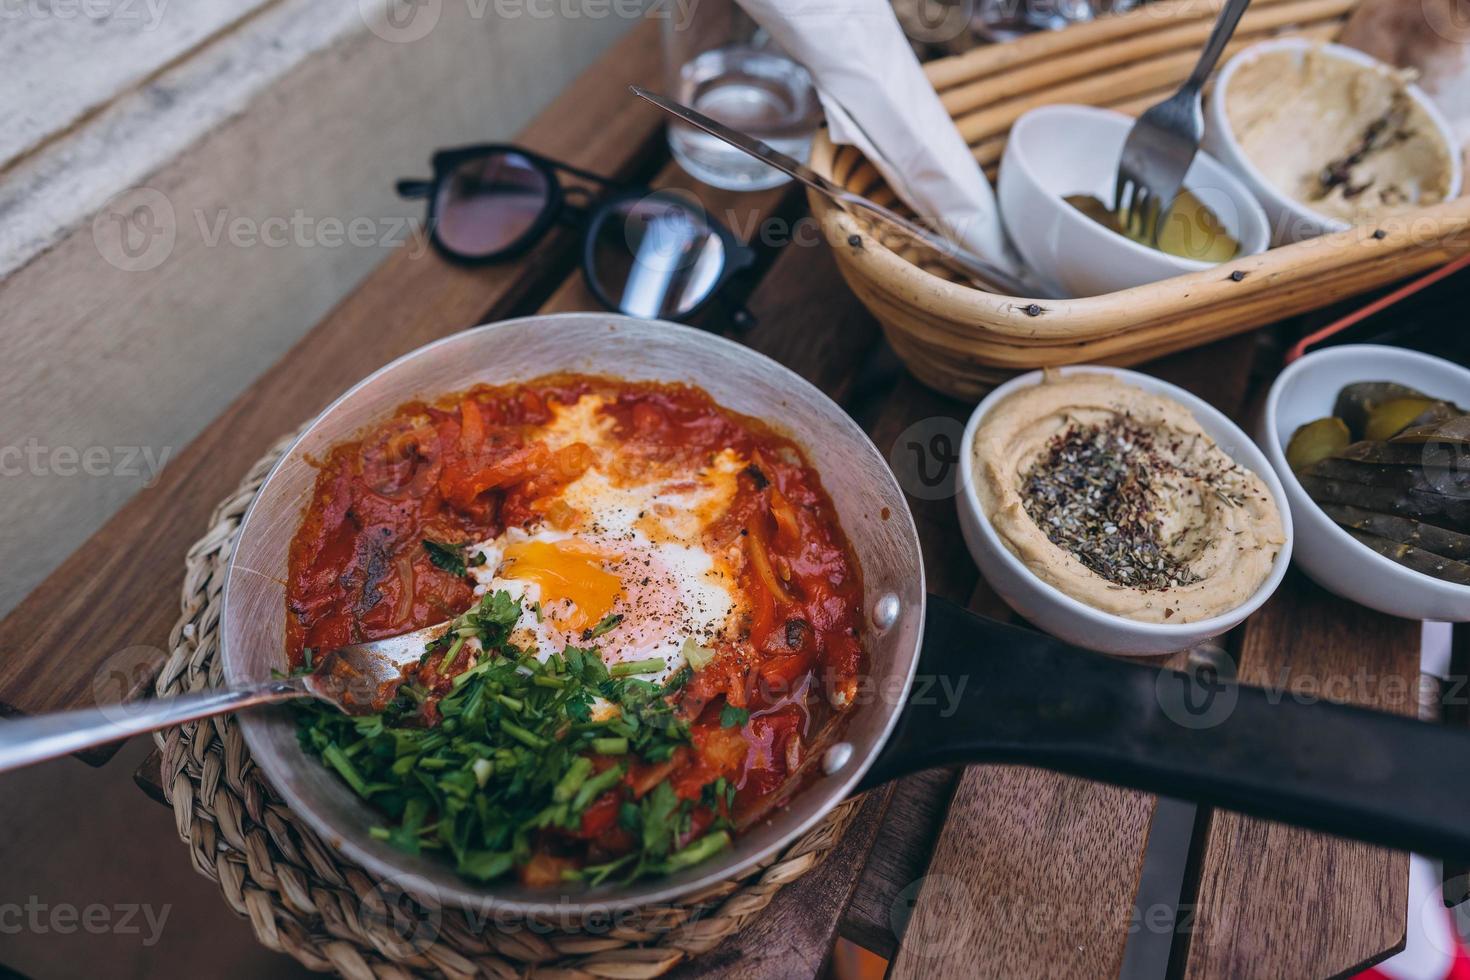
[1390,414,1470,445]
[1302,382,1470,584]
[1297,473,1470,531]
[1364,398,1443,441]
[1320,503,1470,562]
[1337,440,1447,467]
[1065,191,1239,262]
[1307,457,1469,498]
[1342,528,1470,585]
[1333,382,1430,436]
[1286,417,1351,472]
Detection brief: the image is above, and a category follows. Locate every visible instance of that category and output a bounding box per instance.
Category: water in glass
[667,44,818,192]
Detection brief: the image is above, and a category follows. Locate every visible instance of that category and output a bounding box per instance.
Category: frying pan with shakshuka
[222,314,1470,913]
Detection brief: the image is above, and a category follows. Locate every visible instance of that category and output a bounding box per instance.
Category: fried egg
[466,393,745,687]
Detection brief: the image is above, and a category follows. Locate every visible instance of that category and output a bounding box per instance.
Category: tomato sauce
[286,374,866,849]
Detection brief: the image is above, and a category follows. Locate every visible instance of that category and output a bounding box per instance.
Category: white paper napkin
[736,0,1021,275]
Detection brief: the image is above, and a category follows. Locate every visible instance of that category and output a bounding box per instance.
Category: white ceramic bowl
[1258,344,1470,621]
[1204,39,1464,246]
[998,104,1270,298]
[958,365,1293,655]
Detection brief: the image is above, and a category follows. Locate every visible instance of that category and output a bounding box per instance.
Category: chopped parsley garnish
[422,538,468,577]
[719,704,750,729]
[294,590,724,885]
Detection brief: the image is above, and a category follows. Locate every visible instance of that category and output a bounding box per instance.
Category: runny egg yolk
[499,538,622,631]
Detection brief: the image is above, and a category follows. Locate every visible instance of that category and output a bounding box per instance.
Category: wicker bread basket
[808,0,1470,400]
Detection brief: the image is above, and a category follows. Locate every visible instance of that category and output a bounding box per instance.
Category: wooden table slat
[1181,578,1417,980]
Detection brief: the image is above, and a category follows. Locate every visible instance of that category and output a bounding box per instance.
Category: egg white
[464,393,746,687]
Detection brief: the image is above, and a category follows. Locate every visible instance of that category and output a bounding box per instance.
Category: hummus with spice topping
[1225,46,1455,225]
[971,372,1285,623]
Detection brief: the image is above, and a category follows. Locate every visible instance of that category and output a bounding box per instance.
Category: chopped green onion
[499,719,550,750]
[662,830,732,872]
[610,657,665,677]
[295,588,712,887]
[552,757,594,803]
[570,763,625,813]
[439,635,466,673]
[583,613,624,640]
[322,744,370,797]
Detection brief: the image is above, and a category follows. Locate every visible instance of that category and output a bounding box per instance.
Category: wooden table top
[5,18,1431,979]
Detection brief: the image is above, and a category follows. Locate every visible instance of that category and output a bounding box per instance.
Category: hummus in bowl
[958,368,1292,655]
[1205,39,1462,242]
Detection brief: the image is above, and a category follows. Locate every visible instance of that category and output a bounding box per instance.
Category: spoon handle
[0,679,308,774]
[1186,0,1251,91]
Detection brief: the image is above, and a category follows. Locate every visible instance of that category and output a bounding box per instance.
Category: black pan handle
[859,594,1470,860]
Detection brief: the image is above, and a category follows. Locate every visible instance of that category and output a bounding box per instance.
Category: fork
[1115,0,1252,245]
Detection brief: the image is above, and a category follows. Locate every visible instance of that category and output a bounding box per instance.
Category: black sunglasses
[397,145,755,324]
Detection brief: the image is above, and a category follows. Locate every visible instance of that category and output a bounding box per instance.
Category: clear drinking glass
[662,0,821,191]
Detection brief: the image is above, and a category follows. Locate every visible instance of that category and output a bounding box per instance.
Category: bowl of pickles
[1260,344,1470,621]
[998,104,1271,297]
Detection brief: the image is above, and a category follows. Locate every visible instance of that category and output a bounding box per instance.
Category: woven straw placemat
[150,429,861,979]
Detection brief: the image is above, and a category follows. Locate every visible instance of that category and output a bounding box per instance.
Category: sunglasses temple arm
[395,178,434,199]
[550,160,619,186]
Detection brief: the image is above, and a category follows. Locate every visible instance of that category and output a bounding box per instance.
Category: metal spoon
[0,620,453,774]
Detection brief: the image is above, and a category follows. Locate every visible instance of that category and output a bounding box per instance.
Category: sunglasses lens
[588,194,726,319]
[434,152,550,258]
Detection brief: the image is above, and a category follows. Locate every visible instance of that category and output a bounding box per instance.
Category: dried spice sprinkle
[1019,418,1202,591]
